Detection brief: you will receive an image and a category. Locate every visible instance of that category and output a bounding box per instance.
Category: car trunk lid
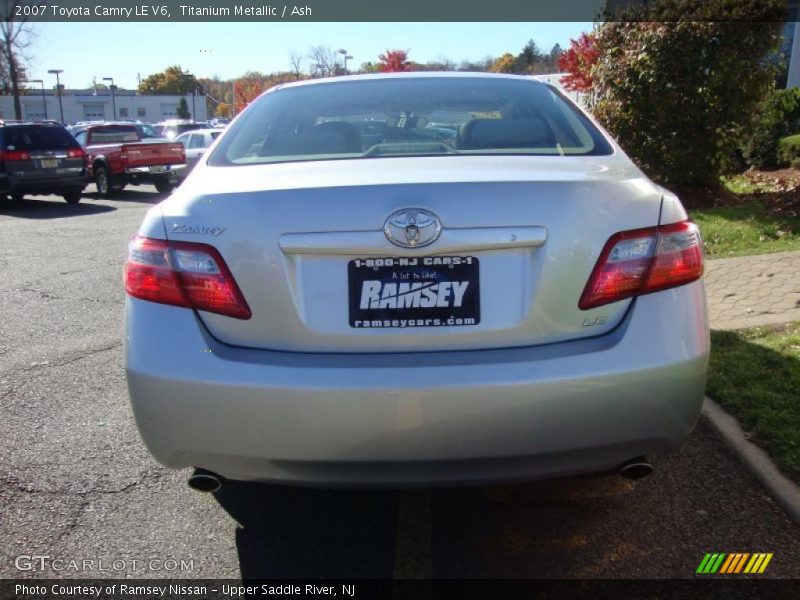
[160,155,663,353]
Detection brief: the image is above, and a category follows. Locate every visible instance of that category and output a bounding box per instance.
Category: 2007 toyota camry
[124,73,708,490]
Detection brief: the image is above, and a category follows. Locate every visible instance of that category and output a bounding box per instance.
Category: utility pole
[48,69,64,124]
[103,77,116,119]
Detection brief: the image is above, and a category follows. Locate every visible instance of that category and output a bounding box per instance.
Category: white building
[0,89,208,124]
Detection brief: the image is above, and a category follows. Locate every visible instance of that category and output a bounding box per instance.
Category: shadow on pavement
[90,187,167,203]
[0,197,116,218]
[214,483,400,580]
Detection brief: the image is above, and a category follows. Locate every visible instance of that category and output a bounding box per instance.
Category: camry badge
[171,224,226,236]
[384,208,441,248]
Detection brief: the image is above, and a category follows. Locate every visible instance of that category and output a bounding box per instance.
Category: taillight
[124,236,251,319]
[66,147,85,159]
[0,150,31,161]
[579,220,703,310]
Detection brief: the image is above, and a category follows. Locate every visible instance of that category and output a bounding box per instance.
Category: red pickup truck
[71,123,186,197]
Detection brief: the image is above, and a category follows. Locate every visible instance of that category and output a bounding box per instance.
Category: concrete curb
[702,397,800,524]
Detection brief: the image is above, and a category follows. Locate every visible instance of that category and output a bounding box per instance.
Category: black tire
[10,192,25,202]
[63,189,82,204]
[94,164,115,197]
[154,180,174,194]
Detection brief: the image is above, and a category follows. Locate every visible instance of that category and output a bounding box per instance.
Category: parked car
[0,120,87,204]
[71,121,163,141]
[124,73,709,490]
[73,123,185,196]
[174,128,223,176]
[154,120,204,141]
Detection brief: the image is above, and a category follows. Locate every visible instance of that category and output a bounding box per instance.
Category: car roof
[0,120,66,127]
[176,128,224,137]
[270,71,549,93]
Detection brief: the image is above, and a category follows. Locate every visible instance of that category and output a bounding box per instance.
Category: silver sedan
[174,128,223,175]
[124,73,709,490]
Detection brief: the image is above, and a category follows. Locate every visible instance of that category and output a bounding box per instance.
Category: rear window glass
[209,77,612,166]
[89,126,139,143]
[176,124,202,135]
[3,125,77,151]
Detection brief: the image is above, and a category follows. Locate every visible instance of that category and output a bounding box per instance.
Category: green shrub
[777,133,800,167]
[593,0,785,186]
[741,88,800,169]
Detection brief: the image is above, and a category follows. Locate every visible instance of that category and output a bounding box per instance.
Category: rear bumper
[120,165,185,185]
[125,282,709,486]
[0,172,87,194]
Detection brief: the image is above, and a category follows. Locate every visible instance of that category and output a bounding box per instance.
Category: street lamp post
[191,89,196,121]
[103,77,116,119]
[47,69,64,124]
[23,79,47,119]
[338,49,353,75]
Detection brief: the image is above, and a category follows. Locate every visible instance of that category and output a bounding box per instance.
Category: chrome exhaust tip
[187,469,222,493]
[619,457,653,480]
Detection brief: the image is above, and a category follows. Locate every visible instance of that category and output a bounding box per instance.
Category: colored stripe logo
[696,553,773,574]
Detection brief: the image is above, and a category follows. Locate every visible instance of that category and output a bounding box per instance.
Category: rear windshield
[176,124,202,135]
[89,126,139,143]
[209,77,612,166]
[3,125,77,151]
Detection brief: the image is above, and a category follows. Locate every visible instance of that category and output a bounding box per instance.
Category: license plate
[150,165,168,173]
[348,256,480,328]
[40,159,58,169]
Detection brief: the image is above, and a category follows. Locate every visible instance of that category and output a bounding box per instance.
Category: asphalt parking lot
[2,186,800,581]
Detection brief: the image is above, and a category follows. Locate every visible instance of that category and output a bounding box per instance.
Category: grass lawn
[707,323,800,484]
[689,203,800,258]
[678,172,800,258]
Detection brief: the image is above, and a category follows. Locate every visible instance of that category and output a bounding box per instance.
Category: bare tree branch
[307,45,338,77]
[289,50,303,80]
[1,0,36,118]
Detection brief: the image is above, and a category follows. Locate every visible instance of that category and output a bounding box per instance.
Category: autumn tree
[139,65,201,95]
[1,0,34,119]
[233,79,263,112]
[489,53,517,74]
[215,102,231,118]
[557,32,599,93]
[378,50,411,73]
[360,62,380,74]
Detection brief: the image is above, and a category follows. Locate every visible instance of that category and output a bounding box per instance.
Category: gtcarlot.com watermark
[14,555,195,573]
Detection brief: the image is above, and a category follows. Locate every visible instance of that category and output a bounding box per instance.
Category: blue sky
[30,22,591,90]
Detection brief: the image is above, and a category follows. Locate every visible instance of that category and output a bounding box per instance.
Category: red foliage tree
[557,32,599,93]
[233,80,263,113]
[378,50,411,73]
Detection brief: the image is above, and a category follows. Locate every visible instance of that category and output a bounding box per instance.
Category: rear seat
[457,118,554,149]
[262,121,363,156]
